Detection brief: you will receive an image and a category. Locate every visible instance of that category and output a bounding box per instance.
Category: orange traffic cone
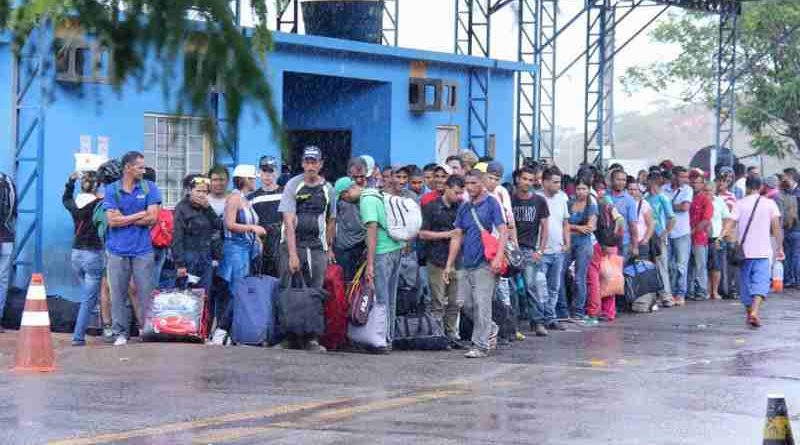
[13,274,55,372]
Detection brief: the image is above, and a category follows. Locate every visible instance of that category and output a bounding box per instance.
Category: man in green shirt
[360,189,404,352]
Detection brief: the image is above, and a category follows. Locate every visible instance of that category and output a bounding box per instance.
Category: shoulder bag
[731,197,760,266]
[469,205,509,275]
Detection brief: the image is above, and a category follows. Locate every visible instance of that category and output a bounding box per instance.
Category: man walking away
[63,171,103,346]
[445,169,508,358]
[419,175,464,345]
[735,177,783,328]
[279,146,336,352]
[512,167,549,336]
[248,156,283,278]
[104,151,162,346]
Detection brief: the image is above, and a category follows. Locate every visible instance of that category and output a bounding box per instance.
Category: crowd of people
[55,148,793,358]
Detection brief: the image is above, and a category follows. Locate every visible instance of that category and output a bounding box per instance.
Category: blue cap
[303,146,322,161]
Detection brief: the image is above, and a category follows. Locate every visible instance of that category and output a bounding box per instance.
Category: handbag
[347,262,374,326]
[469,206,508,275]
[731,197,760,266]
[277,274,327,337]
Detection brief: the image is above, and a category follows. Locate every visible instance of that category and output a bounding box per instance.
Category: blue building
[0,17,534,298]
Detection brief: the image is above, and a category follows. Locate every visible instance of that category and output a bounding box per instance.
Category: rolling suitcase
[231,275,281,346]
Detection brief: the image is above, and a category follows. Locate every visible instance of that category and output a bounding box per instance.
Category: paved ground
[2,292,800,444]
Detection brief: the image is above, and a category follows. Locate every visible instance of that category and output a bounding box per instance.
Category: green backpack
[92,180,151,242]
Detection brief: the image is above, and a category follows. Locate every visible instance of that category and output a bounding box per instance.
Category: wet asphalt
[2,292,800,444]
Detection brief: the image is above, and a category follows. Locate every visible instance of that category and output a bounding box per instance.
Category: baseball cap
[765,175,779,189]
[473,162,488,173]
[486,161,504,178]
[717,166,734,177]
[259,155,279,172]
[334,177,355,199]
[360,155,376,173]
[434,163,452,175]
[232,164,257,179]
[303,146,322,161]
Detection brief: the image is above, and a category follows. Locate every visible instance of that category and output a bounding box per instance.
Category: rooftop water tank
[301,0,384,44]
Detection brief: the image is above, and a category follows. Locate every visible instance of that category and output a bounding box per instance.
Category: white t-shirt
[668,185,693,239]
[538,190,570,254]
[488,186,514,226]
[634,199,652,245]
[208,195,227,217]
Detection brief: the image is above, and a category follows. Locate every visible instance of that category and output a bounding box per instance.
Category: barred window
[144,115,209,207]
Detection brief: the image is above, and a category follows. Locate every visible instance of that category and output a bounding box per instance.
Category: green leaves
[3,0,281,154]
[623,1,800,156]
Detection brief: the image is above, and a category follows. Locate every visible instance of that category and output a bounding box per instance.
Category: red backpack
[150,209,174,248]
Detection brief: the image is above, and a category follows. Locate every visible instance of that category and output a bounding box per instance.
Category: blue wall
[0,34,518,297]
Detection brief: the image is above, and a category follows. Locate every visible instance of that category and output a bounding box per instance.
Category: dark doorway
[287,130,352,182]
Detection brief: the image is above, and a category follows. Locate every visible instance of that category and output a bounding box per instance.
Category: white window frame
[144,114,210,208]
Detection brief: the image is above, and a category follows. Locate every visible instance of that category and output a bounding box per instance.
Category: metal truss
[276,0,300,33]
[277,0,399,46]
[712,4,738,172]
[12,25,49,275]
[516,0,537,166]
[537,0,558,162]
[455,0,492,156]
[381,0,399,46]
[583,0,613,164]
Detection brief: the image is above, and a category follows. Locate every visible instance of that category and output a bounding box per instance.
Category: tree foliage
[0,1,281,152]
[622,1,800,158]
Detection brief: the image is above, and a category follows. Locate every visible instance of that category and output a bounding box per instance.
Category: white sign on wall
[79,135,92,154]
[97,136,110,157]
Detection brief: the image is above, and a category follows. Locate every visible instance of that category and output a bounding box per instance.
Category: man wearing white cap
[278,146,336,352]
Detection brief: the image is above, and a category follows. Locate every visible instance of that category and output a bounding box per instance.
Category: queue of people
[60,148,793,358]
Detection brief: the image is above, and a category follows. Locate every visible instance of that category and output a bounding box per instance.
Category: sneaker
[673,296,686,306]
[548,321,567,331]
[533,323,548,337]
[515,331,526,342]
[584,317,600,326]
[71,339,86,347]
[660,299,675,308]
[113,336,128,346]
[305,340,327,353]
[102,325,114,343]
[464,348,488,359]
[449,338,467,350]
[570,315,588,324]
[210,328,228,346]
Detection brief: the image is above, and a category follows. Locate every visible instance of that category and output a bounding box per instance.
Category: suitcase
[321,264,348,350]
[142,288,208,342]
[232,275,280,346]
[393,312,449,350]
[624,260,663,305]
[347,303,388,349]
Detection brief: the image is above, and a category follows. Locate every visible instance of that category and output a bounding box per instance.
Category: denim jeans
[564,240,593,317]
[669,235,691,297]
[0,242,13,320]
[71,249,104,342]
[374,250,402,343]
[107,252,155,338]
[688,244,709,299]
[458,264,498,351]
[654,236,672,299]
[541,253,565,324]
[182,251,213,295]
[785,230,800,286]
[520,248,547,325]
[334,242,365,283]
[152,247,167,289]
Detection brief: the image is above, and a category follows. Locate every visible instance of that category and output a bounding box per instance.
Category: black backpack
[594,197,620,248]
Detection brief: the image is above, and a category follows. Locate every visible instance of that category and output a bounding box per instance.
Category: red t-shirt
[420,190,441,208]
[690,193,713,246]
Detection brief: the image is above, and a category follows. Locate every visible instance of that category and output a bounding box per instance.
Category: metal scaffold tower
[583,0,612,164]
[455,0,492,156]
[12,25,49,275]
[712,3,739,170]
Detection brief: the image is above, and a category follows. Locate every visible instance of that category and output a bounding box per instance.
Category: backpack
[595,196,621,248]
[780,192,798,230]
[362,189,422,241]
[93,180,154,243]
[150,208,174,248]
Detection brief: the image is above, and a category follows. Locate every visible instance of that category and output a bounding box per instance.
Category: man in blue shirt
[104,151,162,346]
[444,169,508,359]
[645,171,676,307]
[609,169,640,259]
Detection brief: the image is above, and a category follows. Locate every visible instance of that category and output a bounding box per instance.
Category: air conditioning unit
[409,78,457,113]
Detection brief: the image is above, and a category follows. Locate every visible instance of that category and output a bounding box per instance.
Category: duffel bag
[623,259,663,304]
[277,274,327,337]
[232,275,281,346]
[393,313,449,350]
[348,303,388,349]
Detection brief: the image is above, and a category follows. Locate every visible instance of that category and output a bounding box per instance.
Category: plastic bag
[599,253,624,297]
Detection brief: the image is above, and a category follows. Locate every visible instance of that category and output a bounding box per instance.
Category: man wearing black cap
[248,156,284,278]
[278,146,336,352]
